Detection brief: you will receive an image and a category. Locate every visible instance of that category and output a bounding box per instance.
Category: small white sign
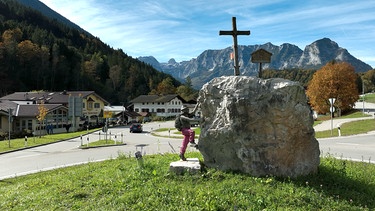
[328,98,336,105]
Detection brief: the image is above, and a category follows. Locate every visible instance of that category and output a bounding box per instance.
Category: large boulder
[197,76,320,178]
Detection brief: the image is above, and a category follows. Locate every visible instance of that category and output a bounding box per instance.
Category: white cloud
[39,0,375,67]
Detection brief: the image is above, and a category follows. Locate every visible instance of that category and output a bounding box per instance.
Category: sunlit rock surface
[197,76,320,178]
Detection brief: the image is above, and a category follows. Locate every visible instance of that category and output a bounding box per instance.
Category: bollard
[99,132,101,140]
[121,133,124,143]
[338,126,341,137]
[87,136,89,147]
[135,151,144,168]
[25,136,28,147]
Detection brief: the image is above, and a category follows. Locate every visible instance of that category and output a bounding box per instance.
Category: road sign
[330,107,335,113]
[328,98,336,105]
[251,49,272,63]
[103,111,113,118]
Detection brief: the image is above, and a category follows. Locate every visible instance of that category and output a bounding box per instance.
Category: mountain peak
[139,38,373,89]
[168,58,177,64]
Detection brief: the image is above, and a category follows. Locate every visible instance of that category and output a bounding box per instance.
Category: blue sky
[39,0,375,68]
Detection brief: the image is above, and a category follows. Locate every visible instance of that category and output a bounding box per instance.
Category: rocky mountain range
[16,0,373,90]
[139,38,373,88]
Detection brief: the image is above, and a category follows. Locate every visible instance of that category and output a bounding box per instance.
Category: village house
[103,105,141,125]
[129,94,199,118]
[0,91,109,135]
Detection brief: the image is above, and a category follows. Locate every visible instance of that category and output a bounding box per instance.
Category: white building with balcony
[129,94,196,117]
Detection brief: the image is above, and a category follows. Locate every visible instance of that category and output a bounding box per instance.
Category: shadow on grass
[294,159,375,209]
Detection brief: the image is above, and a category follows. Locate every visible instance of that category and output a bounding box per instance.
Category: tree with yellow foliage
[306,61,359,114]
[36,103,48,136]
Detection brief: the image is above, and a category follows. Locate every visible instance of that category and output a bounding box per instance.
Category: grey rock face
[197,76,320,178]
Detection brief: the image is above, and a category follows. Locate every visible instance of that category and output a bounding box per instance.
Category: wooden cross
[219,17,250,76]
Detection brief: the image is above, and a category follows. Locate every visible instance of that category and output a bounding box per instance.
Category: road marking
[336,143,359,146]
[15,154,41,159]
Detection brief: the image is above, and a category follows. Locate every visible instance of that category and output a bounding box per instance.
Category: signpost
[328,98,336,136]
[251,49,272,78]
[68,96,83,132]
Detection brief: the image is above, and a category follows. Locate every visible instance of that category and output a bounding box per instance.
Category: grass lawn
[79,139,125,148]
[151,127,201,139]
[363,93,375,103]
[0,129,99,153]
[0,152,373,210]
[315,119,375,138]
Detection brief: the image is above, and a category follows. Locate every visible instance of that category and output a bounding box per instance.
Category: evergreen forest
[0,0,181,105]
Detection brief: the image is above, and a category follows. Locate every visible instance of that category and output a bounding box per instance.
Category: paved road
[1,102,374,180]
[318,133,375,164]
[0,121,195,180]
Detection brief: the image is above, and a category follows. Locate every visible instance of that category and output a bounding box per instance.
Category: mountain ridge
[139,38,373,88]
[15,0,89,35]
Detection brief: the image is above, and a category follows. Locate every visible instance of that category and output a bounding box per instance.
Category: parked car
[129,123,143,133]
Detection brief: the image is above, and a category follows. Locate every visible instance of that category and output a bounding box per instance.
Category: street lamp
[362,78,365,115]
[121,102,125,125]
[8,108,13,147]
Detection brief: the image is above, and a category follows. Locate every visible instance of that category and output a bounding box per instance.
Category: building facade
[0,90,108,135]
[129,94,198,118]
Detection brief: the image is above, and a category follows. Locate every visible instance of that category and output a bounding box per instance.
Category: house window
[27,120,32,130]
[135,108,139,112]
[88,102,93,109]
[82,103,85,108]
[94,103,100,108]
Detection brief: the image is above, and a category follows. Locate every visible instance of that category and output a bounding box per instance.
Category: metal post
[25,136,28,147]
[362,79,365,115]
[8,108,12,148]
[331,111,333,136]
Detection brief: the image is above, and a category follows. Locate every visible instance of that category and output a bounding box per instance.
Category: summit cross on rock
[219,17,250,76]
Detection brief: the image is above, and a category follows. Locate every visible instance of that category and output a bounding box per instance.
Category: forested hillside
[0,0,180,105]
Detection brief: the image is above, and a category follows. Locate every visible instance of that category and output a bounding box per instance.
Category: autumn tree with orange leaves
[306,61,359,114]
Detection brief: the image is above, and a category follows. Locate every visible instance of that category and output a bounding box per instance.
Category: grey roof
[115,110,141,118]
[0,100,18,115]
[130,94,186,103]
[17,104,67,117]
[0,91,109,105]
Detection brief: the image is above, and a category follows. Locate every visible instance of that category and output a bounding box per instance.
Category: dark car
[129,123,143,133]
